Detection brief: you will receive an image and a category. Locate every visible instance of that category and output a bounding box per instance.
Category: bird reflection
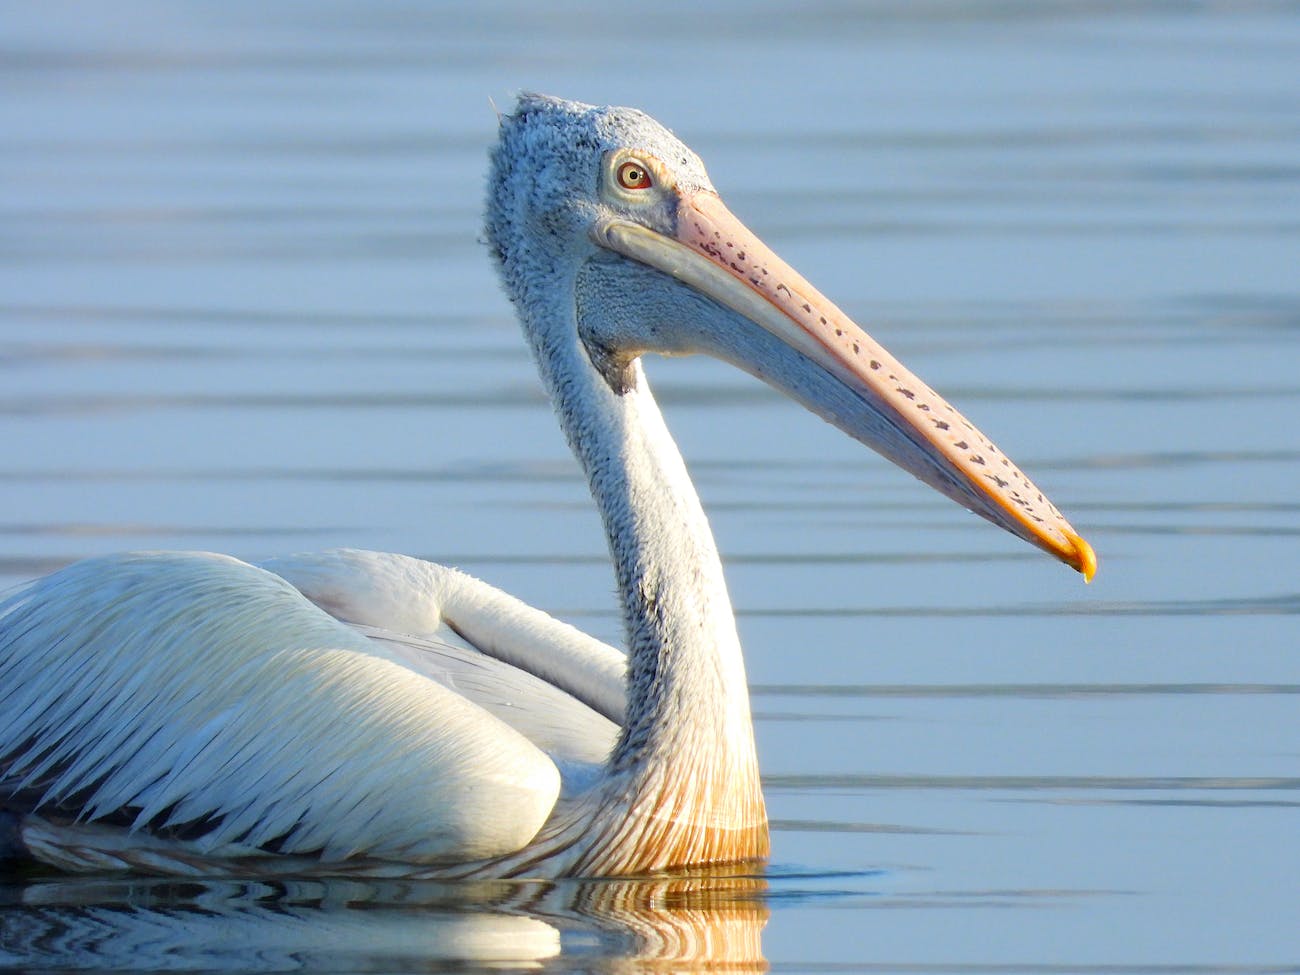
[0,865,768,971]
[528,865,769,968]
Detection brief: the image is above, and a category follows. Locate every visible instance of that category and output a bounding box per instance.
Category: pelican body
[0,95,1094,878]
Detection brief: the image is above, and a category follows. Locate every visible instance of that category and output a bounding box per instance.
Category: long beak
[593,190,1096,581]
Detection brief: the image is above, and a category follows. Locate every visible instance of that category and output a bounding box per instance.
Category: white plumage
[0,552,570,866]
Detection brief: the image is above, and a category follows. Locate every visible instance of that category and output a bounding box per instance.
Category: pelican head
[487,93,1094,578]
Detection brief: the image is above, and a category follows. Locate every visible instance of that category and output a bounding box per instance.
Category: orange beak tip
[1064,530,1098,584]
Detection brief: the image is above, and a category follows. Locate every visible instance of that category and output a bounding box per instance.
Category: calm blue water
[1,2,1297,970]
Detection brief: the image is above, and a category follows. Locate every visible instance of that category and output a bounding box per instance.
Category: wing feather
[262,549,628,724]
[260,549,628,796]
[356,624,618,794]
[0,552,561,866]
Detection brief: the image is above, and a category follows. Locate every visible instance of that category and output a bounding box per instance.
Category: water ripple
[738,593,1300,618]
[753,682,1300,699]
[765,774,1300,793]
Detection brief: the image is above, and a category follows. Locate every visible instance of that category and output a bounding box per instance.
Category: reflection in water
[547,869,769,970]
[0,867,769,972]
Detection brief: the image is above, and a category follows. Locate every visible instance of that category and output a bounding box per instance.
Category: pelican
[0,94,1095,878]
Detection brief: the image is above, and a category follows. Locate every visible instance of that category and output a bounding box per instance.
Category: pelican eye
[616,160,653,191]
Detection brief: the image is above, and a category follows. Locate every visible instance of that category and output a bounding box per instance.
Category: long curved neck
[579,368,752,767]
[520,273,768,872]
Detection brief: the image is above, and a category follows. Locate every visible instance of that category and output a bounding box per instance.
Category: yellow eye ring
[616,160,653,191]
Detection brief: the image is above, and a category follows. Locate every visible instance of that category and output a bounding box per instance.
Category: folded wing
[0,552,562,868]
